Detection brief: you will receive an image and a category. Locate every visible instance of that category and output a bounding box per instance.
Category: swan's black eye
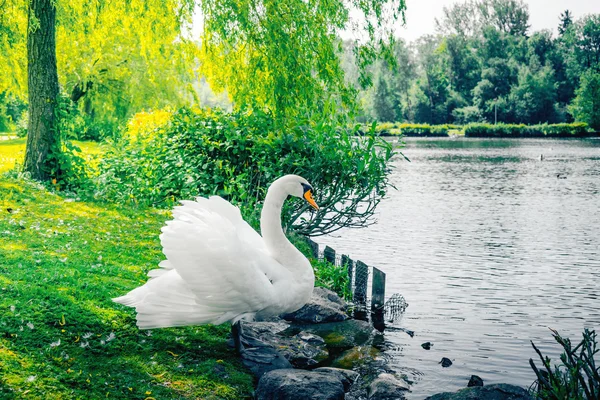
[301,183,313,194]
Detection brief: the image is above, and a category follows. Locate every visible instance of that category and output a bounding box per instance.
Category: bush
[530,328,599,400]
[373,123,449,137]
[312,259,352,300]
[464,122,590,137]
[94,107,394,236]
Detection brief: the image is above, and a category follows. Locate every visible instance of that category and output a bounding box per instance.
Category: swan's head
[275,174,319,211]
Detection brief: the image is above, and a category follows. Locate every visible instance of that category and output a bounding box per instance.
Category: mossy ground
[0,139,254,399]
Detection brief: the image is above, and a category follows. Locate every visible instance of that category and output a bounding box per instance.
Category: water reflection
[319,137,600,398]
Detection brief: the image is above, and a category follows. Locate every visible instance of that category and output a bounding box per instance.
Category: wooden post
[306,238,319,259]
[371,267,386,331]
[323,246,336,264]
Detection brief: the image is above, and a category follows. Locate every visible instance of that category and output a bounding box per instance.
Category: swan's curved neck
[260,182,299,264]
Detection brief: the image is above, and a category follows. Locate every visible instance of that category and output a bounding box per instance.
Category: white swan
[113,174,319,331]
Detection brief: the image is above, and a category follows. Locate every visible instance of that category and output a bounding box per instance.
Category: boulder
[331,346,381,369]
[425,384,533,400]
[241,346,293,379]
[282,287,349,323]
[367,373,410,400]
[256,369,345,400]
[232,320,329,376]
[287,319,374,350]
[313,367,360,392]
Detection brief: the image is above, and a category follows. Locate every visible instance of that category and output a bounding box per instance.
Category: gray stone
[422,342,433,350]
[367,373,410,400]
[314,367,359,392]
[467,375,484,387]
[256,369,345,400]
[425,384,533,400]
[232,320,329,377]
[282,287,349,323]
[331,345,381,369]
[288,319,374,350]
[241,347,292,379]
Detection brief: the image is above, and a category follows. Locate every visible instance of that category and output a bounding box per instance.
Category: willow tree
[1,0,196,180]
[199,0,407,120]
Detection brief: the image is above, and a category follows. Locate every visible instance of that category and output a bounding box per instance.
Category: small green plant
[529,328,599,400]
[312,259,352,300]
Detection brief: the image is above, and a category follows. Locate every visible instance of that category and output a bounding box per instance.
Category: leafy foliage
[312,259,352,300]
[530,329,599,400]
[199,0,406,120]
[95,107,394,236]
[464,122,590,137]
[569,71,600,130]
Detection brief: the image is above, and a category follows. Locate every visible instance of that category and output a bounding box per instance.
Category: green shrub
[94,107,394,236]
[464,122,590,137]
[312,259,352,300]
[530,328,599,400]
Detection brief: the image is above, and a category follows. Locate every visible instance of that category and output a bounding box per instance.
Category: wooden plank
[371,267,386,331]
[323,246,336,264]
[306,238,319,259]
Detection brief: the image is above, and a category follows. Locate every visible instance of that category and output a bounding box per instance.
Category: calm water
[319,137,600,398]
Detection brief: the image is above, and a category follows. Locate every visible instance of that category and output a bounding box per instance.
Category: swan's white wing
[115,196,292,328]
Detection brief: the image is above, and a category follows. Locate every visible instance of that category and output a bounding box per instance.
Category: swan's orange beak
[303,190,319,211]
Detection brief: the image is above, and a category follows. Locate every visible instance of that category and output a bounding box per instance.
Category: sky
[395,0,600,43]
[192,0,600,44]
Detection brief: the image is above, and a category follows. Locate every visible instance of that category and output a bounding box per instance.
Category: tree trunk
[24,0,59,181]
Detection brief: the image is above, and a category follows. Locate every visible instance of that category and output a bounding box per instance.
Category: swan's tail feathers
[112,269,242,329]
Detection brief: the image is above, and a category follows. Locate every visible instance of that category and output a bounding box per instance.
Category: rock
[331,346,381,369]
[468,375,484,387]
[421,342,433,350]
[241,346,293,379]
[367,373,410,400]
[287,319,374,350]
[314,367,359,392]
[232,320,329,377]
[440,357,453,367]
[425,383,533,400]
[256,369,345,400]
[282,287,349,323]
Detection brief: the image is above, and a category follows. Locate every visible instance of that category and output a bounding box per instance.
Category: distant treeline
[367,122,597,138]
[343,1,600,131]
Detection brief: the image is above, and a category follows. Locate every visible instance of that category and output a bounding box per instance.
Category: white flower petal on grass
[82,332,93,339]
[10,305,15,312]
[50,339,61,348]
[27,322,34,330]
[26,376,36,383]
[106,332,116,342]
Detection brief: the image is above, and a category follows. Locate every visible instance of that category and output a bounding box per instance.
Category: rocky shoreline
[232,287,533,400]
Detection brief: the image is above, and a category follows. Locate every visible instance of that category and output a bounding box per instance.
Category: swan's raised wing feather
[158,197,288,316]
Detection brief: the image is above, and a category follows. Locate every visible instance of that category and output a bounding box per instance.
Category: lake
[318,137,600,398]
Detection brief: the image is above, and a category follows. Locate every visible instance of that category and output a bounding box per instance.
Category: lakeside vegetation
[0,139,352,398]
[369,122,596,137]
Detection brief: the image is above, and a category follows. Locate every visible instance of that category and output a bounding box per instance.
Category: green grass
[0,141,254,399]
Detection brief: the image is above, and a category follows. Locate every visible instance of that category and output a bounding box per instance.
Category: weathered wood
[371,267,386,331]
[353,260,368,307]
[323,246,336,264]
[306,238,319,259]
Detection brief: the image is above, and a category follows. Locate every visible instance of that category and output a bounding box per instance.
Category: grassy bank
[0,140,254,399]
